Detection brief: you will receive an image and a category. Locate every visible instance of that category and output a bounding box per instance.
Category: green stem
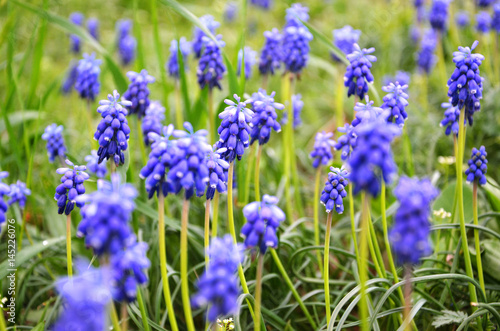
[281,75,293,222]
[348,185,361,267]
[158,192,179,331]
[137,118,147,166]
[66,214,72,278]
[110,303,121,331]
[180,199,195,331]
[473,182,485,294]
[175,81,183,131]
[335,72,345,129]
[205,200,211,266]
[324,212,333,325]
[403,266,412,331]
[121,303,128,331]
[402,126,414,177]
[136,286,151,331]
[269,249,318,329]
[208,89,215,144]
[367,214,384,278]
[359,192,370,331]
[244,145,256,205]
[254,145,261,202]
[314,167,324,275]
[211,192,219,238]
[254,254,264,331]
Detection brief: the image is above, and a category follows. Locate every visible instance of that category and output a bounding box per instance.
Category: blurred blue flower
[447,41,484,125]
[282,25,313,74]
[8,180,31,209]
[320,166,349,214]
[390,176,439,265]
[492,4,500,32]
[216,95,253,162]
[344,44,376,99]
[167,37,192,79]
[42,124,66,163]
[77,174,137,256]
[87,18,99,40]
[429,0,450,32]
[69,12,84,54]
[192,15,220,58]
[75,53,101,102]
[440,102,461,136]
[285,3,309,28]
[476,11,491,33]
[0,172,10,225]
[334,123,356,161]
[455,11,470,28]
[237,46,257,79]
[206,146,229,200]
[381,82,409,127]
[241,194,285,253]
[192,235,244,322]
[417,29,437,74]
[94,90,132,166]
[197,36,226,90]
[52,261,112,331]
[258,28,283,75]
[123,70,155,119]
[465,146,488,185]
[477,0,494,7]
[352,96,387,127]
[282,94,304,128]
[85,150,108,178]
[116,20,136,66]
[55,160,89,215]
[168,122,212,199]
[250,0,272,9]
[310,131,335,168]
[224,2,238,22]
[142,101,165,146]
[332,25,361,62]
[383,70,410,86]
[111,239,150,302]
[249,89,283,145]
[62,61,78,94]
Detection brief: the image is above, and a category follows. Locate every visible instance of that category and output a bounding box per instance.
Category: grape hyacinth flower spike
[334,123,356,161]
[87,18,99,40]
[440,102,461,136]
[331,25,361,62]
[492,4,500,33]
[310,131,335,168]
[249,89,284,145]
[476,11,491,34]
[465,146,488,186]
[282,24,313,74]
[320,167,349,214]
[116,20,137,66]
[285,3,310,28]
[344,44,377,99]
[352,96,387,127]
[417,29,438,74]
[281,94,304,129]
[455,11,470,28]
[197,36,227,90]
[429,0,450,32]
[142,101,165,146]
[251,0,272,9]
[224,2,238,22]
[206,146,229,200]
[8,180,31,210]
[237,46,257,79]
[69,12,84,54]
[42,124,67,163]
[75,53,101,102]
[167,37,192,79]
[192,15,220,58]
[258,28,282,76]
[55,160,89,215]
[123,70,155,119]
[383,70,411,86]
[447,41,484,125]
[94,90,132,166]
[62,61,78,94]
[85,150,108,178]
[0,172,10,225]
[381,82,409,127]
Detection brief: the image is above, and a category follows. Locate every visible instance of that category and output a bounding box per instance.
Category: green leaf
[433,180,473,223]
[476,239,500,282]
[299,20,348,65]
[0,110,45,133]
[432,310,468,328]
[483,176,500,212]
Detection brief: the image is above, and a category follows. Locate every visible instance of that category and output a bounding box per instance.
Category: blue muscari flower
[414,0,425,22]
[447,41,484,125]
[55,160,89,215]
[42,124,67,163]
[0,172,10,225]
[383,70,411,86]
[410,25,421,43]
[123,70,155,119]
[192,235,244,322]
[258,28,283,76]
[390,176,439,265]
[52,261,112,331]
[492,4,500,33]
[87,18,99,40]
[62,61,78,94]
[348,118,400,197]
[168,122,212,199]
[285,3,309,28]
[224,2,238,22]
[197,36,227,90]
[477,0,494,7]
[310,131,335,168]
[465,146,488,185]
[429,0,450,32]
[417,29,437,74]
[142,101,165,146]
[344,44,376,99]
[281,94,304,128]
[140,124,176,199]
[237,47,257,79]
[110,239,150,302]
[250,0,272,9]
[167,37,192,79]
[69,12,84,54]
[476,11,491,33]
[456,11,470,28]
[320,166,349,214]
[282,25,313,74]
[206,146,229,200]
[249,89,283,145]
[8,180,31,209]
[85,150,108,178]
[116,20,137,66]
[351,96,387,127]
[94,90,132,166]
[241,195,285,253]
[192,15,220,58]
[77,174,137,256]
[216,95,254,162]
[75,53,101,102]
[381,82,409,127]
[334,123,356,161]
[440,102,461,136]
[332,25,361,62]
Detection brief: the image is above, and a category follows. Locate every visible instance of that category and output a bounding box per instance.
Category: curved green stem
[473,182,485,294]
[367,215,384,278]
[348,185,360,267]
[244,145,256,205]
[110,303,121,331]
[211,192,219,238]
[269,249,318,329]
[324,212,333,325]
[175,81,183,130]
[204,200,211,266]
[254,145,261,202]
[314,167,323,275]
[136,286,151,331]
[66,214,73,278]
[359,193,370,331]
[158,192,179,331]
[288,76,304,218]
[281,75,293,222]
[254,254,264,331]
[180,199,195,331]
[208,89,215,144]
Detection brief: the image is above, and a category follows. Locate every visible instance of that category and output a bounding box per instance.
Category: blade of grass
[151,0,170,118]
